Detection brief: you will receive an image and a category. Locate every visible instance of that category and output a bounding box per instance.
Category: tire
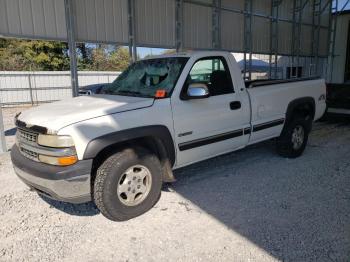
[93,147,162,221]
[276,117,310,158]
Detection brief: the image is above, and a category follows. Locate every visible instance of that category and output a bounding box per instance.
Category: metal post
[310,0,317,76]
[244,0,253,80]
[128,0,137,62]
[315,0,322,76]
[296,0,304,75]
[28,75,34,105]
[269,0,274,78]
[270,0,281,79]
[0,106,6,153]
[291,0,298,77]
[275,0,281,79]
[212,0,221,49]
[329,0,339,82]
[325,0,334,81]
[175,0,184,52]
[64,0,79,97]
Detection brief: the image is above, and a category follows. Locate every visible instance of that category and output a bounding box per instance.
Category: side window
[186,57,234,96]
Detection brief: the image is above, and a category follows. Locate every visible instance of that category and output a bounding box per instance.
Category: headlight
[37,134,75,148]
[39,155,78,166]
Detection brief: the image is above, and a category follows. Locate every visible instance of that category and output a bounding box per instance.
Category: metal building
[0,0,334,84]
[330,9,350,83]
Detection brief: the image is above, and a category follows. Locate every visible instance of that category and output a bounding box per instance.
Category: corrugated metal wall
[135,0,176,47]
[183,2,213,49]
[0,0,331,57]
[0,0,67,40]
[221,11,244,51]
[74,0,129,44]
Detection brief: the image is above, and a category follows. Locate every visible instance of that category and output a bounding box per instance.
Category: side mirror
[186,83,210,99]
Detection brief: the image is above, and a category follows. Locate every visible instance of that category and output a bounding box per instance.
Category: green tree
[90,44,109,70]
[0,39,130,71]
[0,39,69,71]
[77,43,93,70]
[109,47,130,71]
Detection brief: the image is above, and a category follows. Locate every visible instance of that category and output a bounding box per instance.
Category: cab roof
[141,50,232,60]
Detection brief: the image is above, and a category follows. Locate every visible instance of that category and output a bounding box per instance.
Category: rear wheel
[277,117,310,158]
[93,147,162,221]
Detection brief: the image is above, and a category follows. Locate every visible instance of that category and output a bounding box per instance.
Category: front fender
[83,125,176,165]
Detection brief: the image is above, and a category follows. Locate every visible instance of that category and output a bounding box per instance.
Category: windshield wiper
[116,90,152,98]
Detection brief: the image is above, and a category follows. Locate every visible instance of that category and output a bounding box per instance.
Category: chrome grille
[16,128,39,161]
[19,146,39,161]
[17,128,38,144]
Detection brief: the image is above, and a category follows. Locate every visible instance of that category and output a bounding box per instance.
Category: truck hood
[17,95,154,133]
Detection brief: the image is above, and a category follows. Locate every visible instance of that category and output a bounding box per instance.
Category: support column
[296,0,305,75]
[291,0,298,77]
[270,0,281,79]
[64,0,79,97]
[128,0,137,62]
[175,0,184,52]
[295,0,311,77]
[314,0,322,76]
[244,0,253,80]
[212,0,221,49]
[328,0,338,81]
[0,106,6,153]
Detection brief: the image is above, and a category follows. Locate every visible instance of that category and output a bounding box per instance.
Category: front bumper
[11,145,93,204]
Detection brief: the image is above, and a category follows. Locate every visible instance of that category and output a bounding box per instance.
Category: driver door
[171,55,250,167]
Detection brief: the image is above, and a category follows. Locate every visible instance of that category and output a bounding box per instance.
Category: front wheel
[93,147,162,221]
[276,117,310,158]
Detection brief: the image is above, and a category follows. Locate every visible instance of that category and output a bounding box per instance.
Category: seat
[209,70,232,96]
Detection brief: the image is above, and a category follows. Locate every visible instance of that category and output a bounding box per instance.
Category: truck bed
[245,77,320,89]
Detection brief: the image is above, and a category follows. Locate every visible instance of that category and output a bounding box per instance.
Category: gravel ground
[0,108,350,261]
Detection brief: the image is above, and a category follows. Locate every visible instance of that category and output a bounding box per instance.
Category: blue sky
[337,0,350,10]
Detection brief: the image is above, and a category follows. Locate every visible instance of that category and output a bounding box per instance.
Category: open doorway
[345,21,350,83]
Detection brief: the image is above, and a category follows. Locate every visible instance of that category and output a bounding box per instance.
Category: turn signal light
[58,156,78,166]
[39,155,78,166]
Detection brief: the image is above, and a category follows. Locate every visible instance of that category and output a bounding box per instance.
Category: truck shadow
[169,125,350,261]
[39,195,100,216]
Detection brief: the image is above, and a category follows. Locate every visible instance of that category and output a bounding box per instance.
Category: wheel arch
[285,97,316,128]
[84,125,176,182]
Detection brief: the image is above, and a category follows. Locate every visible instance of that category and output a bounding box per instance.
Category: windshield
[102,57,189,98]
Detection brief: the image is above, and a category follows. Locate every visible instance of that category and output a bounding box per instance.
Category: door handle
[230,101,241,110]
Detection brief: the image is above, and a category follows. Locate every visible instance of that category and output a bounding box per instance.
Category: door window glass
[186,57,234,96]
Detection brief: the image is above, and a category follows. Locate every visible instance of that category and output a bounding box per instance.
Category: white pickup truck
[11,51,326,221]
